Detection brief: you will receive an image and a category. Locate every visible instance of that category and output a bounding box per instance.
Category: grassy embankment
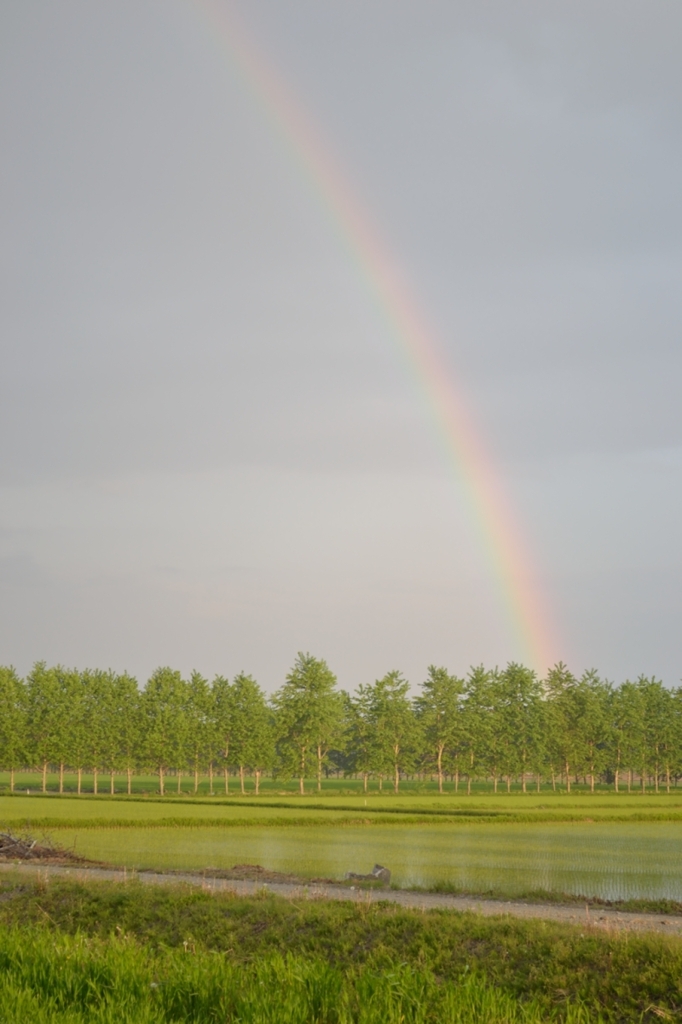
[0,877,681,1022]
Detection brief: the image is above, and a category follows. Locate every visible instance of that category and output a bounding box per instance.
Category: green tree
[186,672,215,794]
[81,669,112,795]
[0,667,26,792]
[616,680,647,792]
[97,671,128,796]
[98,671,141,796]
[346,685,378,792]
[610,684,630,792]
[25,663,68,793]
[497,663,544,793]
[368,671,419,794]
[46,665,79,795]
[671,687,682,787]
[273,653,343,795]
[577,671,611,792]
[142,668,186,796]
[229,673,274,794]
[545,663,583,792]
[639,678,674,793]
[462,666,494,795]
[113,673,142,795]
[415,666,465,794]
[56,667,82,794]
[213,675,233,795]
[68,673,89,795]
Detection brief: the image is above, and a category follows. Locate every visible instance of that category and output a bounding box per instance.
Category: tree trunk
[42,761,48,793]
[614,769,619,793]
[467,776,471,795]
[159,766,165,796]
[176,770,181,795]
[551,770,556,792]
[363,773,368,793]
[77,767,82,795]
[590,772,595,793]
[666,765,671,794]
[59,763,64,794]
[224,767,229,795]
[522,773,527,794]
[565,762,571,794]
[628,770,632,793]
[493,776,498,794]
[536,773,541,793]
[240,765,245,795]
[641,771,646,794]
[506,776,511,794]
[127,766,132,796]
[394,753,400,794]
[317,744,323,793]
[194,765,199,794]
[93,766,98,796]
[437,746,443,795]
[378,775,382,793]
[454,769,459,794]
[110,770,115,796]
[299,745,306,795]
[208,762,214,795]
[255,769,261,795]
[9,767,14,793]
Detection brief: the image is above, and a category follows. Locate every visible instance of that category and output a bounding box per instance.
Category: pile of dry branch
[0,830,80,862]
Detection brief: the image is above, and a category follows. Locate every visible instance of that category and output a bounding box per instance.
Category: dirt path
[0,861,680,936]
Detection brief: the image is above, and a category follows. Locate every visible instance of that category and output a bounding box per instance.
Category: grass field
[2,795,682,1020]
[0,928,591,1023]
[3,770,681,800]
[4,790,682,825]
[2,793,682,901]
[0,877,681,1021]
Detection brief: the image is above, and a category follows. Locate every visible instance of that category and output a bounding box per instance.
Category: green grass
[0,769,615,797]
[2,770,681,802]
[422,880,682,916]
[1,878,681,1020]
[4,790,682,827]
[0,927,602,1024]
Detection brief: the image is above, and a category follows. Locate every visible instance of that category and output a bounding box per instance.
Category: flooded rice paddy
[69,821,682,902]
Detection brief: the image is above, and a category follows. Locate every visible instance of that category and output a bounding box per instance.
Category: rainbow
[192,0,559,673]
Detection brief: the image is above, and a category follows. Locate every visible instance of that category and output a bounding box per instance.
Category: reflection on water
[75,823,682,902]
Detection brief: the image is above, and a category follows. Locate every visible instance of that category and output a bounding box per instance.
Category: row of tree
[0,656,680,796]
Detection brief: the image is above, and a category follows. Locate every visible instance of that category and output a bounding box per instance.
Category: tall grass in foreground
[0,926,599,1024]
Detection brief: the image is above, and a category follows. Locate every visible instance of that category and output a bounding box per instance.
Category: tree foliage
[2,656,682,794]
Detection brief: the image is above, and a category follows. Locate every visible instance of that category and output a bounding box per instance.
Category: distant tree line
[0,656,679,796]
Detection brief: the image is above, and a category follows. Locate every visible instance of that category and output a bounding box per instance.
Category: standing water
[69,821,682,902]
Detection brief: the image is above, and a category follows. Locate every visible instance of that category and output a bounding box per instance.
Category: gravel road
[0,861,680,936]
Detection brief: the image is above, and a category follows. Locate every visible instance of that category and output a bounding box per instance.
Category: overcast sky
[1,0,681,691]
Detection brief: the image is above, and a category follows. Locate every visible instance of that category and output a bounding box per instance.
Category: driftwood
[0,830,83,862]
[345,864,391,885]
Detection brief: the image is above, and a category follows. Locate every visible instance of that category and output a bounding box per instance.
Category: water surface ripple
[71,822,682,901]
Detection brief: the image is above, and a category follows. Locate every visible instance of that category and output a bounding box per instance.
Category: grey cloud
[0,0,680,684]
